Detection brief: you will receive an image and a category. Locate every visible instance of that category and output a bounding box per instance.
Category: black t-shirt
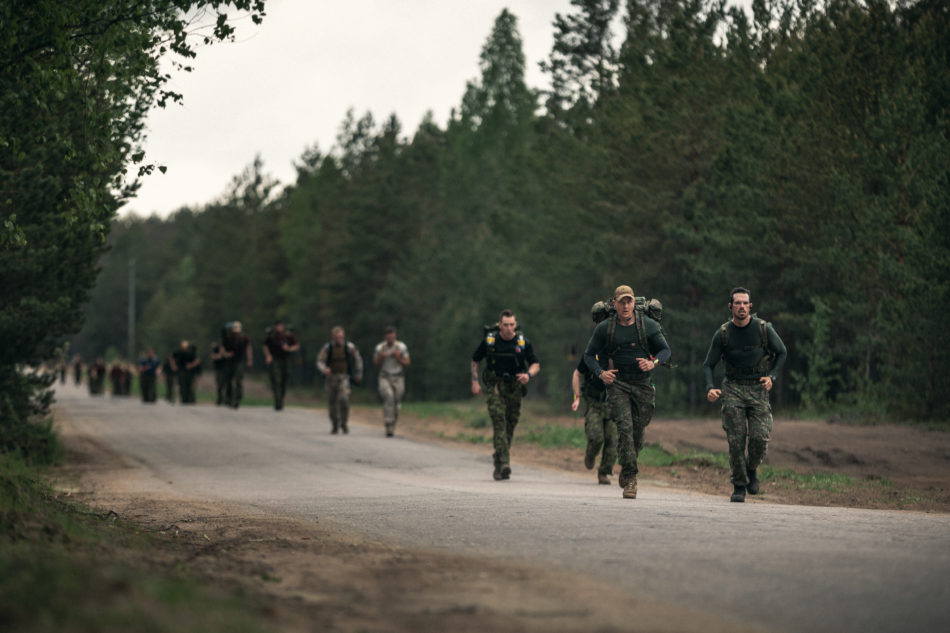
[224,333,249,360]
[264,331,297,360]
[472,332,539,378]
[173,346,198,369]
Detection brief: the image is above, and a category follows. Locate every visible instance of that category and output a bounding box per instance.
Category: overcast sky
[122,0,581,218]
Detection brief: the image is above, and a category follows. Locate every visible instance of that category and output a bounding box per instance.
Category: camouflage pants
[721,378,773,486]
[584,396,618,476]
[486,380,523,468]
[607,378,655,479]
[378,373,405,430]
[224,361,245,407]
[326,373,351,431]
[268,357,290,407]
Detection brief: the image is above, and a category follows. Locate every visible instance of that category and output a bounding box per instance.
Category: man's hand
[707,388,722,403]
[599,369,618,385]
[637,358,657,372]
[264,355,272,366]
[323,368,331,376]
[517,372,530,385]
[471,381,482,396]
[571,396,580,412]
[760,376,773,391]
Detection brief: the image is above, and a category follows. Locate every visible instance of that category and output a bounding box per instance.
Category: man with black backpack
[471,309,540,481]
[317,326,363,434]
[583,285,671,499]
[703,287,787,503]
[571,303,618,485]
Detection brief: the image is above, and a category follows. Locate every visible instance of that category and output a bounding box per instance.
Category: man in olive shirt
[583,285,671,499]
[703,287,788,503]
[471,309,540,481]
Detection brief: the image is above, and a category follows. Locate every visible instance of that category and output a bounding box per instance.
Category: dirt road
[53,384,950,633]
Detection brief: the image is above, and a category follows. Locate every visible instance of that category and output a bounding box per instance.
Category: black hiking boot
[747,467,760,495]
[731,485,746,503]
[493,465,503,480]
[500,465,511,480]
[584,452,595,470]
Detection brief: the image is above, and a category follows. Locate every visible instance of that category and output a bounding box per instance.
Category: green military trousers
[607,378,655,479]
[584,397,618,476]
[720,378,773,486]
[325,373,351,432]
[486,379,524,469]
[224,360,245,408]
[268,357,290,409]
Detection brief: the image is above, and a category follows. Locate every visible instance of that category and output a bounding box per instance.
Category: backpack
[592,296,666,364]
[719,316,775,376]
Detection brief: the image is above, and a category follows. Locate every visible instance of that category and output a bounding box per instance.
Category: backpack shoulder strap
[605,314,617,351]
[719,321,730,349]
[635,309,647,350]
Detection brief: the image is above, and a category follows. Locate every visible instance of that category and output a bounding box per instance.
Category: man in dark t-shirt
[263,320,299,411]
[583,285,671,500]
[222,321,252,409]
[471,309,540,481]
[703,287,787,503]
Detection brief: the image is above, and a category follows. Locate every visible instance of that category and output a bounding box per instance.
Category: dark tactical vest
[719,317,775,378]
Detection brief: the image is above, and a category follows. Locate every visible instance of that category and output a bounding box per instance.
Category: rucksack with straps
[719,316,775,376]
[592,296,667,366]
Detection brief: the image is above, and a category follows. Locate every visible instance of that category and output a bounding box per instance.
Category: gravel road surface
[55,385,950,633]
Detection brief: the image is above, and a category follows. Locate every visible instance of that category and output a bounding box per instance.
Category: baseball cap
[613,285,635,301]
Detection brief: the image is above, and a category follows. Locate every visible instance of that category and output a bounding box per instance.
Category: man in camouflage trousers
[471,309,540,481]
[571,360,617,484]
[316,326,363,434]
[583,285,671,499]
[703,287,788,502]
[571,301,618,484]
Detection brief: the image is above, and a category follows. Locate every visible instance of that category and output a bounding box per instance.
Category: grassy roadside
[0,453,269,633]
[395,399,936,509]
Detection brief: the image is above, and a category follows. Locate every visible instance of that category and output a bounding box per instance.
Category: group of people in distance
[69,320,412,439]
[70,283,787,502]
[472,284,787,503]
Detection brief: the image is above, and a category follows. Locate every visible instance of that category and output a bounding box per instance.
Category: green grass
[637,443,731,469]
[0,452,268,633]
[402,401,491,428]
[519,425,587,449]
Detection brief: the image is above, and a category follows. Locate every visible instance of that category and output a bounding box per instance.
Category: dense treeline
[0,1,267,459]
[76,0,949,421]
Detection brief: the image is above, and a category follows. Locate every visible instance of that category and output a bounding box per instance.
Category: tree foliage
[1,1,267,458]
[76,1,950,421]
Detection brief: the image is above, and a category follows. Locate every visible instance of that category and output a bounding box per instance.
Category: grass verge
[0,453,268,633]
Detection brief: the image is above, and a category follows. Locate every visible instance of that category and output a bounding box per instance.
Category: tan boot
[598,472,610,485]
[622,476,638,499]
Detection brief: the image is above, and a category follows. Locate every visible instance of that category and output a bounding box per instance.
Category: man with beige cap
[222,320,253,409]
[583,285,671,499]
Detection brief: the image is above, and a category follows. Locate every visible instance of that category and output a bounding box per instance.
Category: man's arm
[397,343,410,368]
[639,325,671,371]
[348,344,363,382]
[766,324,788,382]
[316,345,330,375]
[570,369,582,411]
[471,360,482,395]
[245,339,253,367]
[703,330,723,402]
[263,340,273,365]
[583,322,616,384]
